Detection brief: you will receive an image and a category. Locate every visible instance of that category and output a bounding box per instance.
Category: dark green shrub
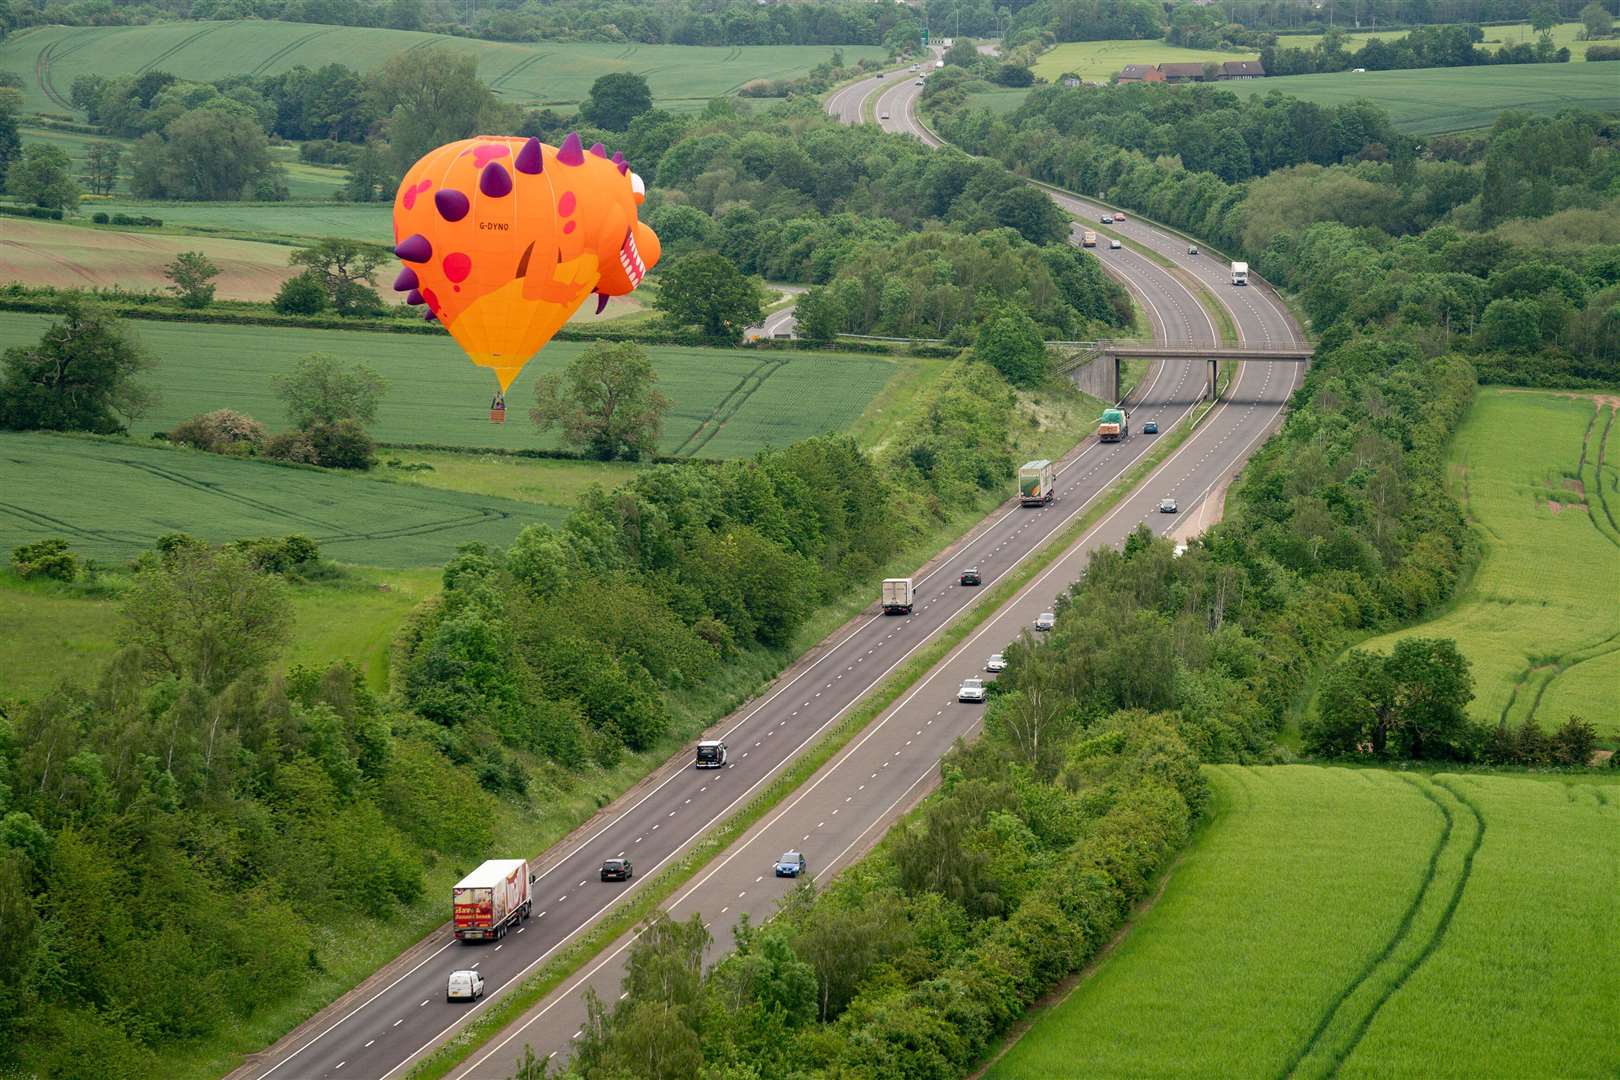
[11,538,80,581]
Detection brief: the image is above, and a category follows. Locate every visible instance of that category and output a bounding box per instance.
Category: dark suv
[600,858,633,882]
[959,567,981,586]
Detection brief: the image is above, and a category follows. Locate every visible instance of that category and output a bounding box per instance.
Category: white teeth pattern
[620,232,646,286]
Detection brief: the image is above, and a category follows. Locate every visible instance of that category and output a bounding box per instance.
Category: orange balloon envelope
[391,132,661,394]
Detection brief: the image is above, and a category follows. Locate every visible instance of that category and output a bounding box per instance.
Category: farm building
[1114,59,1266,83]
[1117,63,1166,83]
[1221,59,1267,78]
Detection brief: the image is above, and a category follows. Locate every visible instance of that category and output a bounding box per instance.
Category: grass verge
[405,359,1227,1080]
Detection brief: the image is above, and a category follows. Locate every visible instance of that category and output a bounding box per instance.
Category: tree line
[1262,22,1572,75]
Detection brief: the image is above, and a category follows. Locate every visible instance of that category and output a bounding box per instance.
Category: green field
[0,312,898,457]
[1345,390,1620,738]
[68,199,393,243]
[0,431,565,567]
[1031,39,1249,82]
[0,21,883,118]
[1277,20,1610,60]
[1233,63,1620,133]
[990,764,1620,1079]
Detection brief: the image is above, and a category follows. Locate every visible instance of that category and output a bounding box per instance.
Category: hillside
[991,765,1620,1078]
[0,22,883,117]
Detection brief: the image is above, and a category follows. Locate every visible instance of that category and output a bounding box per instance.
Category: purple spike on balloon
[515,136,543,174]
[480,161,513,198]
[616,161,629,175]
[557,131,585,166]
[434,188,469,222]
[595,292,610,314]
[393,266,419,292]
[405,289,425,306]
[589,142,607,158]
[611,151,625,165]
[395,234,432,263]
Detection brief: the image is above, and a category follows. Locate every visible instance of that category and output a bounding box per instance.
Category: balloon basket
[490,406,506,424]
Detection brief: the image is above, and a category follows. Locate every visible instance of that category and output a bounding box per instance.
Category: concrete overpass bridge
[1059,342,1315,401]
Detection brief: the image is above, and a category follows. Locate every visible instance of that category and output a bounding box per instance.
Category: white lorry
[1231,261,1249,286]
[881,577,915,615]
[452,859,533,942]
[1019,460,1055,506]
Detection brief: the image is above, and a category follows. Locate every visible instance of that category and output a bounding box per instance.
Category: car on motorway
[877,71,884,78]
[1160,496,1178,514]
[1114,211,1127,221]
[1100,214,1113,224]
[915,77,925,85]
[447,969,484,1003]
[1142,419,1158,434]
[600,858,633,882]
[986,653,1007,672]
[1187,245,1199,256]
[695,740,727,768]
[959,678,987,703]
[1109,238,1122,250]
[959,566,981,586]
[775,851,806,877]
[910,63,918,71]
[1034,612,1056,631]
[879,110,890,119]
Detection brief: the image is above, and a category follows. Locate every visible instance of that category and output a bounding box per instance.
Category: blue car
[774,851,806,877]
[1142,420,1159,434]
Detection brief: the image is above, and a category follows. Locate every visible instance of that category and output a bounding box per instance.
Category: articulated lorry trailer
[453,859,533,942]
[1098,408,1128,442]
[1019,460,1055,506]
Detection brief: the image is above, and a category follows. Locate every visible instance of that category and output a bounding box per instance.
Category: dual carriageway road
[237,62,1305,1080]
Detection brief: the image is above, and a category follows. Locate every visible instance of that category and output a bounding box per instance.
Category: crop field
[0,431,563,568]
[1345,390,1620,738]
[1231,63,1620,133]
[0,312,897,457]
[0,21,883,118]
[1031,39,1251,83]
[990,764,1620,1079]
[0,218,302,300]
[74,200,395,244]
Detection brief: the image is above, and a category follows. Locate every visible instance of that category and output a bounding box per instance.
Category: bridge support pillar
[1208,358,1219,400]
[1067,351,1118,402]
[1114,356,1122,404]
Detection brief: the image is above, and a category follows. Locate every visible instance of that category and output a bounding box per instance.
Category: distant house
[1220,59,1266,79]
[1159,62,1209,83]
[1117,63,1166,83]
[1060,73,1082,87]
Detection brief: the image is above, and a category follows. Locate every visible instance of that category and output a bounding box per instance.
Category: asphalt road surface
[234,65,1302,1080]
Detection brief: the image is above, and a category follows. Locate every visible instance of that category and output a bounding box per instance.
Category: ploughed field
[1346,389,1620,739]
[0,312,897,458]
[1,21,883,117]
[990,764,1620,1079]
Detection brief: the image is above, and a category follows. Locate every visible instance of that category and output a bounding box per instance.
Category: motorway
[237,65,1303,1080]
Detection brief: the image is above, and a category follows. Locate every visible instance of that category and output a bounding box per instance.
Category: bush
[107,213,162,227]
[307,419,376,470]
[1586,45,1620,60]
[12,538,81,581]
[92,212,109,224]
[0,205,64,221]
[232,534,320,575]
[168,409,268,454]
[263,429,319,464]
[272,272,329,316]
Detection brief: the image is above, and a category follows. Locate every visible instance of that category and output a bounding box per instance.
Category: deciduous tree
[273,352,387,430]
[0,297,156,433]
[531,341,671,460]
[7,143,79,210]
[164,251,220,309]
[653,252,765,341]
[288,238,387,316]
[580,71,653,132]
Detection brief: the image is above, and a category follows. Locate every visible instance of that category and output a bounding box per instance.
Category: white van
[447,969,484,1002]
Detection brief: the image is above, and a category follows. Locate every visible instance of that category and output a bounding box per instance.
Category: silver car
[1034,612,1056,631]
[1160,496,1178,514]
[986,653,1007,672]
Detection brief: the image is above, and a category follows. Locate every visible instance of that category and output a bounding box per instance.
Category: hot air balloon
[391,132,661,422]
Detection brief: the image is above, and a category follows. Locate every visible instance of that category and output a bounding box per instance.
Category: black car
[959,567,981,586]
[601,858,633,882]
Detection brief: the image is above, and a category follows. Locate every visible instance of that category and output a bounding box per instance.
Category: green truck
[1098,408,1129,443]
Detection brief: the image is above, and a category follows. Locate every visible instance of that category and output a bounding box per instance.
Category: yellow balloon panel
[391,133,659,393]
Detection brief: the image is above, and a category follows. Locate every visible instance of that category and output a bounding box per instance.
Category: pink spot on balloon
[443,252,472,283]
[471,144,510,168]
[557,191,576,216]
[563,221,576,235]
[401,179,432,210]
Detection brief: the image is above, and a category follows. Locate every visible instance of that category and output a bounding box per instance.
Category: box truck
[1231,261,1248,286]
[881,578,915,615]
[1098,408,1128,443]
[1019,460,1055,506]
[1082,230,1098,248]
[453,859,532,942]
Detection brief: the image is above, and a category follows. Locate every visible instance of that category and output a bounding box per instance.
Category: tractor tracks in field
[1280,775,1484,1080]
[247,26,338,78]
[490,50,551,92]
[669,357,786,458]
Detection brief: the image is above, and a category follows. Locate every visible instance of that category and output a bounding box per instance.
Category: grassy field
[0,312,897,457]
[1342,390,1620,739]
[1277,20,1610,60]
[1031,39,1251,82]
[66,199,395,243]
[1232,63,1620,134]
[990,764,1620,1079]
[0,21,883,118]
[0,430,565,566]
